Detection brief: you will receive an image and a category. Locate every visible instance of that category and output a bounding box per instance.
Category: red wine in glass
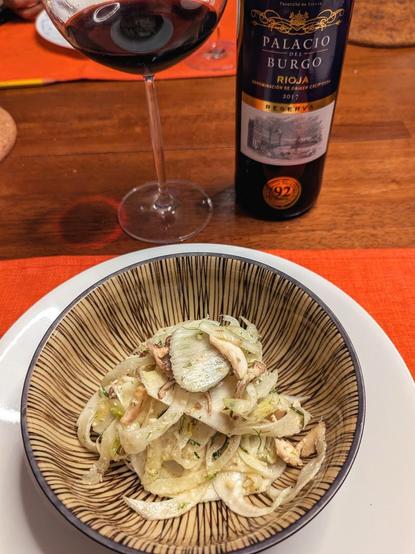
[65,0,218,74]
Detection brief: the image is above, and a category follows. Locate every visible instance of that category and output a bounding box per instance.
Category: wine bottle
[235,1,354,220]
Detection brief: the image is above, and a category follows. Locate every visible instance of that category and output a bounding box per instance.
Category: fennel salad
[78,316,326,520]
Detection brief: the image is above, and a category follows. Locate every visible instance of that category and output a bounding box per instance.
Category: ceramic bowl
[21,252,365,553]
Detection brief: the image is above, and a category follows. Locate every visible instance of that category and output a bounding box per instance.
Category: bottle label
[241,93,335,165]
[263,176,302,208]
[239,0,352,166]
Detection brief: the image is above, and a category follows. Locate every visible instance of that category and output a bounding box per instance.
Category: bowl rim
[20,251,366,554]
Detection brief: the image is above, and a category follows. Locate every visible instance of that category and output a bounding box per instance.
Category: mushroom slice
[147,341,171,373]
[274,438,303,467]
[296,423,322,457]
[158,379,175,400]
[209,335,248,380]
[248,361,267,381]
[120,384,146,425]
[236,361,267,397]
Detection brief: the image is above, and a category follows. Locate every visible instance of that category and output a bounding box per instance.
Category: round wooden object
[349,0,415,47]
[0,108,17,161]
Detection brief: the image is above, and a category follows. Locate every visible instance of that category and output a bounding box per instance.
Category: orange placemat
[0,1,236,88]
[0,249,414,378]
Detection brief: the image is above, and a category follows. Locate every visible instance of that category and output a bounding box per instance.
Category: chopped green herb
[111,437,121,457]
[185,418,195,435]
[254,429,263,449]
[99,385,109,398]
[188,439,201,447]
[146,431,152,439]
[178,502,188,510]
[223,399,237,410]
[240,446,249,454]
[194,451,200,459]
[291,407,305,425]
[206,473,217,481]
[212,438,229,460]
[110,405,124,418]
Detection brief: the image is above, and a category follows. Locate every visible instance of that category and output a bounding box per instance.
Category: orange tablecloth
[0,1,236,88]
[0,249,414,378]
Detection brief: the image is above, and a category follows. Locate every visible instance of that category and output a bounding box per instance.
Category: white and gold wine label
[241,94,335,165]
[239,0,353,166]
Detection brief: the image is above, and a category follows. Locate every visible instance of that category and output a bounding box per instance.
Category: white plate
[35,10,73,50]
[1,244,414,554]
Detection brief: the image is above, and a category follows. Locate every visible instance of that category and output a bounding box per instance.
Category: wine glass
[44,0,228,243]
[187,24,235,72]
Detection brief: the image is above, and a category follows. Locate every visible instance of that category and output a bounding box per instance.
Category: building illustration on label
[240,100,335,165]
[247,113,322,161]
[250,8,344,35]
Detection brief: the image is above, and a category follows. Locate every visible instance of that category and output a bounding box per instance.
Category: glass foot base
[118,181,213,244]
[187,40,236,71]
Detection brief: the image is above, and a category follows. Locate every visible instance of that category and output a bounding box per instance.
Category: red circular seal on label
[263,177,302,209]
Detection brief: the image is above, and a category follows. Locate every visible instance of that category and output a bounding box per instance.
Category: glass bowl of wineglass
[187,26,235,72]
[44,0,227,243]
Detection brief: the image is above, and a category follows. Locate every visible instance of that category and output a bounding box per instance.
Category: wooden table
[0,44,414,259]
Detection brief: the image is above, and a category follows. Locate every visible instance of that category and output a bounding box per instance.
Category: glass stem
[207,27,226,59]
[213,26,221,48]
[144,74,174,211]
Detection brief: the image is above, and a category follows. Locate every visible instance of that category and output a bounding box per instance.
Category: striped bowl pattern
[21,253,364,554]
